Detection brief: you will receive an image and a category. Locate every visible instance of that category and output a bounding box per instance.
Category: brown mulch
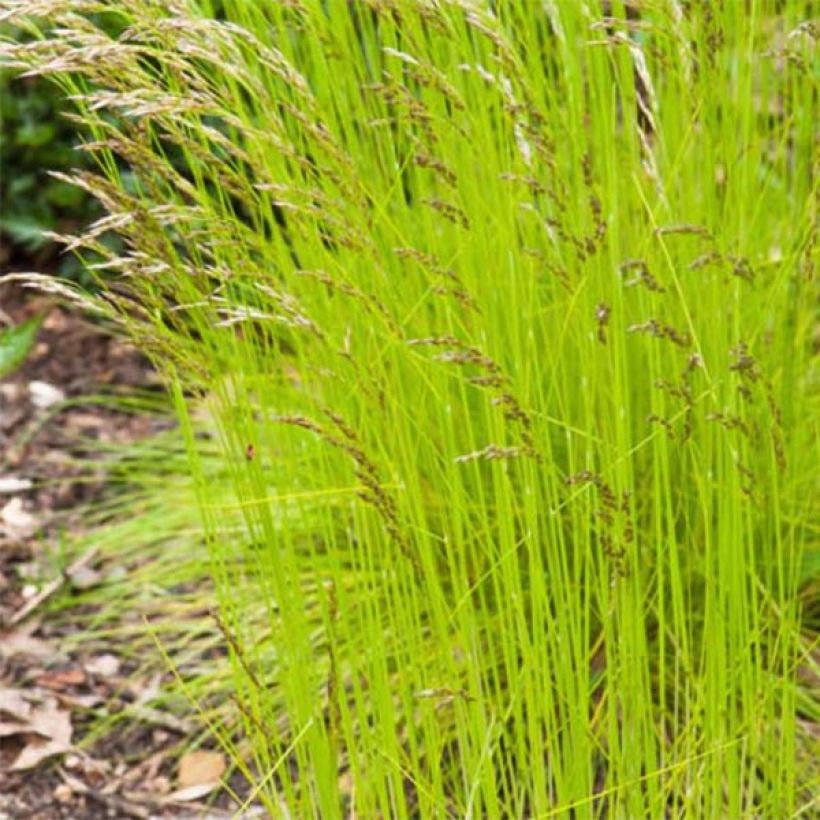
[0,275,251,818]
[0,275,167,618]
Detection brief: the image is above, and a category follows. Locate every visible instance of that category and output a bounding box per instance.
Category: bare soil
[0,276,251,819]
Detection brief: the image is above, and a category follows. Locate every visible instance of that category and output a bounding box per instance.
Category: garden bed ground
[0,276,250,819]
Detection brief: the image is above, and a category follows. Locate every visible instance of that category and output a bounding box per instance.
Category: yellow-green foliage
[2,1,816,816]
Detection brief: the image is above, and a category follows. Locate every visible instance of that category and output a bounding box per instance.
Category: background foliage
[1,12,128,279]
[0,67,98,277]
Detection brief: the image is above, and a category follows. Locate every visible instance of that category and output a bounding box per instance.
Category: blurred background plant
[0,13,131,283]
[0,71,93,278]
[1,51,96,280]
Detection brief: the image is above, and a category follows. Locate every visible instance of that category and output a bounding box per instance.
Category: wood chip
[178,749,226,787]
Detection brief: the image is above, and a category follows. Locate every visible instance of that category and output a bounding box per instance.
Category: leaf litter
[0,280,252,816]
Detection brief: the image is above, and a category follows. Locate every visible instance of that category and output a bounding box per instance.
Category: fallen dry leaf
[166,782,221,803]
[178,749,226,788]
[69,564,104,590]
[64,752,111,783]
[0,626,55,659]
[12,735,69,771]
[84,653,121,677]
[148,775,171,796]
[53,782,75,803]
[6,695,73,770]
[29,380,66,409]
[0,720,28,737]
[0,496,38,539]
[56,691,104,710]
[0,476,33,493]
[59,770,89,795]
[37,667,86,690]
[122,748,168,786]
[0,686,32,720]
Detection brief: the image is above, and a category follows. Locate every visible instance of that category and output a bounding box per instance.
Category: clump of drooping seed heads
[454,444,525,464]
[256,182,367,252]
[700,3,725,63]
[588,7,660,146]
[595,303,611,345]
[655,223,713,239]
[4,16,374,322]
[522,248,572,291]
[408,336,539,460]
[762,20,817,73]
[296,269,399,333]
[688,251,755,284]
[454,54,555,175]
[366,77,438,144]
[381,47,467,113]
[211,608,265,696]
[524,207,592,262]
[729,256,755,284]
[499,173,547,196]
[42,174,218,353]
[735,461,758,501]
[729,341,761,382]
[215,282,322,341]
[274,413,417,570]
[706,411,752,440]
[458,2,518,75]
[654,379,693,403]
[627,318,691,348]
[688,251,723,272]
[565,471,632,576]
[728,342,787,471]
[490,394,538,457]
[413,151,458,187]
[685,353,704,374]
[647,414,675,438]
[420,197,471,229]
[652,372,698,441]
[395,246,479,310]
[619,259,666,293]
[581,151,607,253]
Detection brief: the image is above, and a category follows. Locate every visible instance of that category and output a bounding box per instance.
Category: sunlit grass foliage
[2,1,817,816]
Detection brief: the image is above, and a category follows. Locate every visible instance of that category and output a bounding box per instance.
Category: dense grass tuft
[2,1,817,816]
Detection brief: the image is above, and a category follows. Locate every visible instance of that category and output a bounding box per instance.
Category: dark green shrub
[0,67,100,279]
[1,12,129,281]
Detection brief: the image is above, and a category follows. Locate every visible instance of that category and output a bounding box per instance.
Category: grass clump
[2,1,817,816]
